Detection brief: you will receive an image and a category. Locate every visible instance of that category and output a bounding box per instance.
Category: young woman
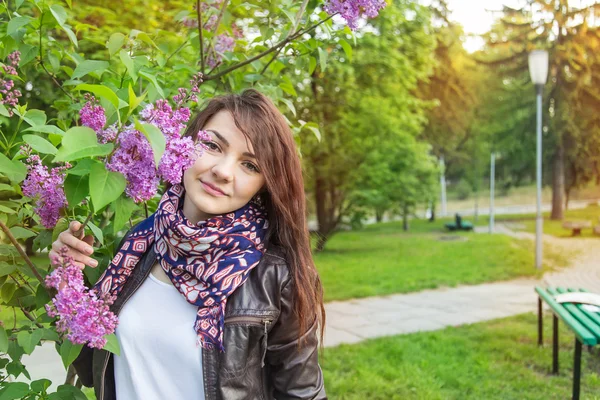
[49,89,327,400]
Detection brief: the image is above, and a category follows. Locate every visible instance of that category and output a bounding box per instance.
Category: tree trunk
[551,144,565,220]
[402,204,409,231]
[429,201,436,222]
[314,173,334,252]
[375,210,383,223]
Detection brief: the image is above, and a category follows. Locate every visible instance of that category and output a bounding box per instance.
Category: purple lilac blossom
[79,94,106,133]
[21,146,70,228]
[207,34,235,68]
[324,0,387,30]
[106,127,160,203]
[46,247,118,349]
[0,51,22,114]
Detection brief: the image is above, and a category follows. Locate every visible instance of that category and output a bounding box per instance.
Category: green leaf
[18,44,38,67]
[55,385,88,400]
[22,134,58,155]
[7,16,32,35]
[23,109,47,126]
[318,48,328,72]
[102,333,120,355]
[89,162,126,212]
[0,153,26,183]
[59,339,83,369]
[53,126,114,163]
[0,205,16,214]
[135,119,165,167]
[30,379,51,393]
[0,329,8,353]
[23,125,66,136]
[135,32,159,50]
[127,84,146,117]
[74,84,120,111]
[0,262,16,276]
[107,33,126,55]
[36,284,52,310]
[0,104,10,117]
[113,196,135,235]
[50,4,67,26]
[1,282,17,303]
[62,26,78,48]
[9,226,36,240]
[66,159,94,176]
[64,174,89,206]
[0,382,30,400]
[71,60,110,79]
[279,76,297,97]
[243,74,262,83]
[120,49,137,82]
[0,184,15,192]
[87,220,103,246]
[280,98,296,117]
[40,328,59,342]
[303,122,321,141]
[339,39,352,62]
[139,70,165,98]
[17,330,43,354]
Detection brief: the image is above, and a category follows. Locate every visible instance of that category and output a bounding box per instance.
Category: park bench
[444,213,473,231]
[562,220,591,236]
[535,286,600,400]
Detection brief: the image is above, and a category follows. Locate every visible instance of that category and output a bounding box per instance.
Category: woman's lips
[200,181,227,197]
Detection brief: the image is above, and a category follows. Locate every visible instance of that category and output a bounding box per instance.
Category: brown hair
[167,89,325,346]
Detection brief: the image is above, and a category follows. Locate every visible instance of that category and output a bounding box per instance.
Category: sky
[445,0,521,52]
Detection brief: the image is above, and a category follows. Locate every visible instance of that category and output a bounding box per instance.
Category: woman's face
[182,110,266,225]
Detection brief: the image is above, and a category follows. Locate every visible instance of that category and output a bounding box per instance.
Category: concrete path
[323,278,539,347]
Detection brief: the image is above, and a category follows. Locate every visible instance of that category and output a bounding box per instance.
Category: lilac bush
[0,50,22,114]
[324,0,387,30]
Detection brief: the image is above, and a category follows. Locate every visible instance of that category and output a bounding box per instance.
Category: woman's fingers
[59,230,94,256]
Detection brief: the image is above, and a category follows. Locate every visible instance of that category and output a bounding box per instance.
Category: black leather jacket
[73,230,327,400]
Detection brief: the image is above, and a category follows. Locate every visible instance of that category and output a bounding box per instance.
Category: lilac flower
[140,99,189,137]
[106,127,159,203]
[158,133,209,185]
[173,73,203,106]
[46,247,118,349]
[79,94,106,134]
[0,51,22,114]
[324,0,387,30]
[21,146,70,229]
[207,34,235,68]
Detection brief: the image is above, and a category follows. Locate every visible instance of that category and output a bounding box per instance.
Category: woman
[50,89,327,400]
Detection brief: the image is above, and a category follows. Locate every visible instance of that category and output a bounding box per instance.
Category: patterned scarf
[94,183,269,351]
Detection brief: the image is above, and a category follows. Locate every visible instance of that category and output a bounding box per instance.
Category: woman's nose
[211,158,235,182]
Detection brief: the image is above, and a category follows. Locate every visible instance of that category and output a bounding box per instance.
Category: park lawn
[314,219,567,303]
[493,205,600,238]
[322,313,600,400]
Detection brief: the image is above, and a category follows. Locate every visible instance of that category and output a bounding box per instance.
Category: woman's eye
[202,141,219,151]
[244,162,260,173]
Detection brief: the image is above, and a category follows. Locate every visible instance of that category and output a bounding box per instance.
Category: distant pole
[535,86,543,269]
[489,152,495,234]
[529,50,549,270]
[440,156,447,217]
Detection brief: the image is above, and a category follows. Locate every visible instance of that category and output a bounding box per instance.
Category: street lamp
[528,49,549,270]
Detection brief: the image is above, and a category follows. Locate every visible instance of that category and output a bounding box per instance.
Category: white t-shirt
[114,271,205,400]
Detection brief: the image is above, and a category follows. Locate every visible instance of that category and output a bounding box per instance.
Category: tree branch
[203,13,336,82]
[197,0,205,73]
[0,220,46,287]
[38,12,74,101]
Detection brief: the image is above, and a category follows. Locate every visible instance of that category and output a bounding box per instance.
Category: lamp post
[528,50,549,270]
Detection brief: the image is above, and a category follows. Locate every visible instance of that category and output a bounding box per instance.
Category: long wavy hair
[165,89,325,346]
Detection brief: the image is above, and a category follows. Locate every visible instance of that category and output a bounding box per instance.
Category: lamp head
[528,50,549,86]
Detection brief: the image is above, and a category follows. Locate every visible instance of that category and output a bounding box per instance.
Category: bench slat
[564,288,600,330]
[535,286,597,345]
[552,288,600,340]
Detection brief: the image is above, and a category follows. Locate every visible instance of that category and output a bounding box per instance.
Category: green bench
[444,213,473,232]
[535,286,600,400]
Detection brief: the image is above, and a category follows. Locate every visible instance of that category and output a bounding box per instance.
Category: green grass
[315,218,567,302]
[493,205,600,238]
[322,313,600,399]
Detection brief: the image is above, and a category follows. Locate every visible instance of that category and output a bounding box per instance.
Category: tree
[296,0,436,250]
[481,1,600,220]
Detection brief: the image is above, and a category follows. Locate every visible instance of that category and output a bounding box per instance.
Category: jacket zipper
[224,316,273,367]
[99,264,153,400]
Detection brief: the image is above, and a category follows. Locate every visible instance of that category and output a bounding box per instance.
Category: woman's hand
[49,221,98,269]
